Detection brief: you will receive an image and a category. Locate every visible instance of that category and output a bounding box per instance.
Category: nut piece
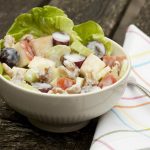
[58,64,79,79]
[84,72,98,86]
[63,60,76,71]
[49,87,67,94]
[66,77,84,94]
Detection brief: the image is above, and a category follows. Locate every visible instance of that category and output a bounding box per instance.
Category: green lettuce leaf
[7,5,74,42]
[73,21,112,55]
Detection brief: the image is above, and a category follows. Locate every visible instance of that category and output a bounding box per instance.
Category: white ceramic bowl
[0,38,131,132]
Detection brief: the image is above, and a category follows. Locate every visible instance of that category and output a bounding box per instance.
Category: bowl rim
[0,38,131,98]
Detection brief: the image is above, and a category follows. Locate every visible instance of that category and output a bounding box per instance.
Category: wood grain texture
[49,0,130,37]
[0,0,133,150]
[113,0,146,45]
[0,98,97,150]
[0,0,50,39]
[135,0,150,36]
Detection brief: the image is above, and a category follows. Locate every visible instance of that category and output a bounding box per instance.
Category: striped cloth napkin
[90,25,150,150]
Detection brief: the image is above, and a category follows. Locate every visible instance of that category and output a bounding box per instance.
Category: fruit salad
[0,6,128,94]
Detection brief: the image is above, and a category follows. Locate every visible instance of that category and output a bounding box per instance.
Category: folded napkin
[90,25,150,150]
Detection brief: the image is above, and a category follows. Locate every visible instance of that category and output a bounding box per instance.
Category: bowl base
[28,118,89,133]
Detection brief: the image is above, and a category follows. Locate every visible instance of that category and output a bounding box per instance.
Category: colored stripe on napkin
[90,25,150,150]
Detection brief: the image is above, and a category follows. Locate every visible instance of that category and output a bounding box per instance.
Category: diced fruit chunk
[96,66,111,81]
[76,77,84,87]
[98,73,117,88]
[28,56,55,70]
[0,48,19,67]
[10,67,27,83]
[24,69,38,83]
[14,42,30,67]
[103,55,126,67]
[64,53,85,68]
[57,77,75,90]
[52,32,70,46]
[30,36,53,57]
[32,82,52,93]
[20,40,35,60]
[47,45,71,66]
[80,54,106,80]
[87,41,105,58]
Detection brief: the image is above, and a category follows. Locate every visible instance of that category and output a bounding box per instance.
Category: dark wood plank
[135,0,150,36]
[49,0,130,37]
[113,0,146,44]
[0,0,50,39]
[0,0,131,150]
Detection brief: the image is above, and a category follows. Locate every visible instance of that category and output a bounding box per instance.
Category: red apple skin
[53,38,69,46]
[21,40,35,60]
[74,60,85,68]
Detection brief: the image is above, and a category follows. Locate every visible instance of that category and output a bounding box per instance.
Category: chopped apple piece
[80,54,106,80]
[47,45,71,66]
[30,36,53,57]
[14,42,30,67]
[28,56,55,70]
[98,73,117,88]
[11,67,27,82]
[76,77,84,87]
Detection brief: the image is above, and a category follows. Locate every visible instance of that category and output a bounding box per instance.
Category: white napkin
[90,25,150,150]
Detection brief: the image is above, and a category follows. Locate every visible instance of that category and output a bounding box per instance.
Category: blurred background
[0,0,147,45]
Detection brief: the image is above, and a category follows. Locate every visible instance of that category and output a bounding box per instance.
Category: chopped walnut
[38,68,50,83]
[2,63,13,77]
[58,65,79,79]
[84,72,98,86]
[64,60,79,76]
[114,61,121,68]
[65,77,84,94]
[63,60,76,71]
[111,61,121,79]
[4,35,15,48]
[49,87,67,94]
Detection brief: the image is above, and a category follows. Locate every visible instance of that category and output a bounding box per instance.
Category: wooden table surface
[0,0,149,149]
